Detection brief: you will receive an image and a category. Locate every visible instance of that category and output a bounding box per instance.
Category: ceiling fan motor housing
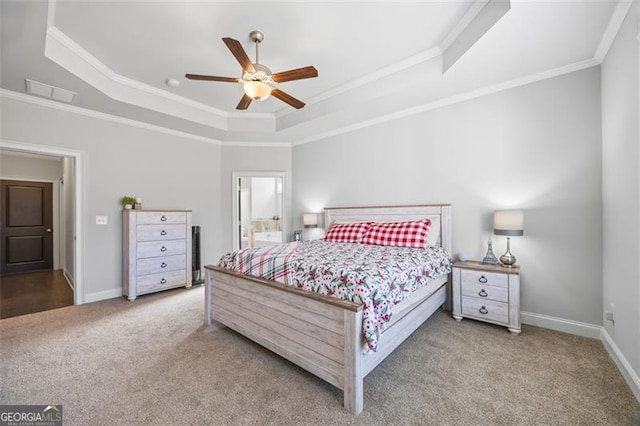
[243,63,274,86]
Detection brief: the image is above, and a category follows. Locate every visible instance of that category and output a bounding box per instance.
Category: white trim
[0,139,86,305]
[521,311,601,339]
[84,288,122,304]
[594,1,634,63]
[221,140,290,148]
[293,58,598,146]
[0,174,61,270]
[63,268,74,291]
[440,0,490,52]
[601,328,640,403]
[0,89,222,146]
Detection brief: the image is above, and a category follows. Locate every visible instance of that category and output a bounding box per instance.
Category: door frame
[0,176,60,271]
[0,139,85,305]
[231,171,287,252]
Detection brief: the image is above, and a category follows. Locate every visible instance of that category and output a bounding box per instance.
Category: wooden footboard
[205,265,447,414]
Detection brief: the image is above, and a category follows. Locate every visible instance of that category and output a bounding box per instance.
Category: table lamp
[494,210,524,267]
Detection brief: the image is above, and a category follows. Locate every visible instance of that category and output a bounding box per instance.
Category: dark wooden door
[0,180,53,274]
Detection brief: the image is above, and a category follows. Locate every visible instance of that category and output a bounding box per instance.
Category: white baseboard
[601,328,640,404]
[84,288,122,303]
[521,311,602,339]
[63,268,74,291]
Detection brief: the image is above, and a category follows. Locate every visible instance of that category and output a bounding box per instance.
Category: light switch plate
[96,215,108,225]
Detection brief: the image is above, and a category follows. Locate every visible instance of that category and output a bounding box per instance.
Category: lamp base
[499,253,517,267]
[499,236,517,267]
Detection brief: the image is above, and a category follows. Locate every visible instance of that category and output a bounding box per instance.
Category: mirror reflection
[238,176,283,249]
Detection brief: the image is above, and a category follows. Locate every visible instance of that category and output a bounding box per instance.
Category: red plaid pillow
[361,219,431,248]
[324,222,373,243]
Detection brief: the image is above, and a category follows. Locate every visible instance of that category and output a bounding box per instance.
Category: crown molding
[0,89,223,146]
[293,57,599,147]
[594,0,633,63]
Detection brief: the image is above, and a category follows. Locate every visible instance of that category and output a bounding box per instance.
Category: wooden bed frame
[204,204,451,414]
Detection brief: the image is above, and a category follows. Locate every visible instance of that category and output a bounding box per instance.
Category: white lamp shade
[243,81,271,100]
[303,213,318,228]
[494,210,524,236]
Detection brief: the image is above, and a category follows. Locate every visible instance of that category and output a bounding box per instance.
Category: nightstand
[452,260,521,334]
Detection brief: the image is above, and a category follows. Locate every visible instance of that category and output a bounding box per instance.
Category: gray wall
[602,1,640,389]
[1,97,223,300]
[293,67,603,325]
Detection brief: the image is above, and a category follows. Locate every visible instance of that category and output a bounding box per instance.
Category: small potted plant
[121,196,136,210]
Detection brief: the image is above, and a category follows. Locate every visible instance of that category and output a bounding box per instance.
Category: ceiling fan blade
[271,89,305,109]
[271,66,318,83]
[185,74,239,83]
[222,37,256,73]
[236,94,253,110]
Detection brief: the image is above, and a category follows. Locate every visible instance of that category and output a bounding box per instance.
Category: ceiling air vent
[25,79,77,103]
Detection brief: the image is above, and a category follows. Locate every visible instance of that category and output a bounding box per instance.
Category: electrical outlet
[96,215,108,225]
[605,302,615,323]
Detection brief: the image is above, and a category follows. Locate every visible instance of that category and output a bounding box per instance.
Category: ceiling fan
[185,30,318,110]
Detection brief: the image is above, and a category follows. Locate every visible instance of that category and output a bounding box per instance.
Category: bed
[204,204,451,414]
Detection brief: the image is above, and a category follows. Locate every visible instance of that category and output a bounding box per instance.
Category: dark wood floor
[1,270,73,319]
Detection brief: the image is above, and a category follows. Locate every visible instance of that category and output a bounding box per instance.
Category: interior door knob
[46,229,52,232]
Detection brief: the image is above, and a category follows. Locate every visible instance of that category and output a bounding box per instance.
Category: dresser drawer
[137,254,186,276]
[137,224,186,242]
[136,269,187,294]
[461,281,508,303]
[461,297,508,324]
[461,269,508,289]
[137,239,186,259]
[136,212,187,225]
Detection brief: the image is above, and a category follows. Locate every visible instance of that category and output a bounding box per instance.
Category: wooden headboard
[323,204,452,254]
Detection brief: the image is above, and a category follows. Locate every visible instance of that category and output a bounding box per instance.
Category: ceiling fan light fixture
[243,80,272,101]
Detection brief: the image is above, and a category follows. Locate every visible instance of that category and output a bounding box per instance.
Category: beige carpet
[1,286,638,425]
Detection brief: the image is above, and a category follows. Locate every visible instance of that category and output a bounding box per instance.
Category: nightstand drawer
[461,269,508,289]
[461,281,508,303]
[461,297,508,324]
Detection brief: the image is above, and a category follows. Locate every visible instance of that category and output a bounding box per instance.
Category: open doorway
[232,172,286,251]
[0,141,84,317]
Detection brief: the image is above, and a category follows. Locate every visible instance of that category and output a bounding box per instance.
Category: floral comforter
[218,240,451,352]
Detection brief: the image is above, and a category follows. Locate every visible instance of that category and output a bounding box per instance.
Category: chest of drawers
[452,260,521,334]
[123,210,192,300]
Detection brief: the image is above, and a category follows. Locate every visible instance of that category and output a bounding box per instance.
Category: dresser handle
[160,278,167,284]
[479,306,488,315]
[478,289,488,298]
[161,262,167,268]
[160,246,167,252]
[161,215,167,222]
[160,230,167,236]
[478,275,488,284]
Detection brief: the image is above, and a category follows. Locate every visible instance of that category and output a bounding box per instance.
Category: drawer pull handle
[160,278,167,284]
[161,215,167,222]
[160,230,167,236]
[161,262,167,268]
[479,306,489,315]
[478,289,488,298]
[478,275,488,284]
[160,246,167,252]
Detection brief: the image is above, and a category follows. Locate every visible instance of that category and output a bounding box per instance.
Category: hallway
[1,270,73,319]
